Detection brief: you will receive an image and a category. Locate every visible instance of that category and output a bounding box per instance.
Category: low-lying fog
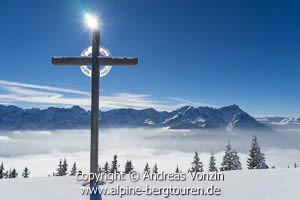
[0,128,299,177]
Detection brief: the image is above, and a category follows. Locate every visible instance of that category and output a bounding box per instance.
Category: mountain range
[257,117,300,131]
[0,104,272,131]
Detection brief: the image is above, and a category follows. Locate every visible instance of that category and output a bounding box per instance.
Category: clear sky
[0,0,300,117]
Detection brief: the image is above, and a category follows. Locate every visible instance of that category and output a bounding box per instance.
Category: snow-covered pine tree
[175,165,180,173]
[56,158,64,176]
[152,163,158,174]
[220,140,242,171]
[70,162,77,176]
[9,168,18,178]
[208,151,218,172]
[22,167,30,178]
[220,141,232,171]
[103,162,110,173]
[0,162,4,179]
[247,135,268,169]
[144,163,150,173]
[124,160,134,174]
[62,158,68,176]
[189,151,203,172]
[232,150,242,170]
[110,155,120,173]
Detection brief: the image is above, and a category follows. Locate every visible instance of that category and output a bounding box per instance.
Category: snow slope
[0,169,299,200]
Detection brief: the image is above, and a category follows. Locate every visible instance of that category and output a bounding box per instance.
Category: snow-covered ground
[0,169,299,200]
[0,128,300,199]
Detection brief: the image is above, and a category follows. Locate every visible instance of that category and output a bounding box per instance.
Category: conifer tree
[220,141,232,171]
[152,163,158,174]
[232,150,242,170]
[70,162,77,176]
[62,158,68,176]
[247,135,268,169]
[0,162,4,179]
[9,168,18,178]
[175,165,180,173]
[220,141,242,171]
[144,162,150,173]
[22,167,30,178]
[294,162,297,168]
[56,158,64,176]
[103,162,110,173]
[190,151,203,172]
[124,160,134,174]
[110,155,120,173]
[208,151,218,172]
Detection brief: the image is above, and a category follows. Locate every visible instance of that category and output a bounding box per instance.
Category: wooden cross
[51,29,138,188]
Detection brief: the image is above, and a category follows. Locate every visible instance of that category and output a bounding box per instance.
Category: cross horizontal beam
[52,57,138,66]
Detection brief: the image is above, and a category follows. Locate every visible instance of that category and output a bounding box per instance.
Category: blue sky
[0,0,300,117]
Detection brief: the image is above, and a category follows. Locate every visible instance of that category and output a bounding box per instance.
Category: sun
[84,13,99,30]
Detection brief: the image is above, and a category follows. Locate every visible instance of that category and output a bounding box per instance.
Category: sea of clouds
[0,128,299,177]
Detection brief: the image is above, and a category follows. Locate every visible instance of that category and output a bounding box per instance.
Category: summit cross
[51,14,138,200]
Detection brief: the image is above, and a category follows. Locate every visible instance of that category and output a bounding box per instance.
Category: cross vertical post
[90,29,100,184]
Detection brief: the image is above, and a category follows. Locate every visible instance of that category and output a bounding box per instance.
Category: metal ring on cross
[80,46,112,77]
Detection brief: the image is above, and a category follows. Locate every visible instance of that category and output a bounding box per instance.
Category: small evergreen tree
[208,151,218,172]
[70,162,77,176]
[294,162,297,168]
[124,160,134,174]
[190,151,203,172]
[103,162,110,173]
[144,163,150,173]
[175,165,180,173]
[110,155,120,173]
[220,141,242,171]
[152,163,158,174]
[22,167,30,178]
[62,158,68,176]
[9,168,18,178]
[232,150,242,170]
[0,162,4,179]
[247,135,268,169]
[55,158,64,176]
[220,141,232,171]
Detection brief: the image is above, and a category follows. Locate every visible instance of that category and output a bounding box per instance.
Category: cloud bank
[0,128,299,177]
[0,79,215,111]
